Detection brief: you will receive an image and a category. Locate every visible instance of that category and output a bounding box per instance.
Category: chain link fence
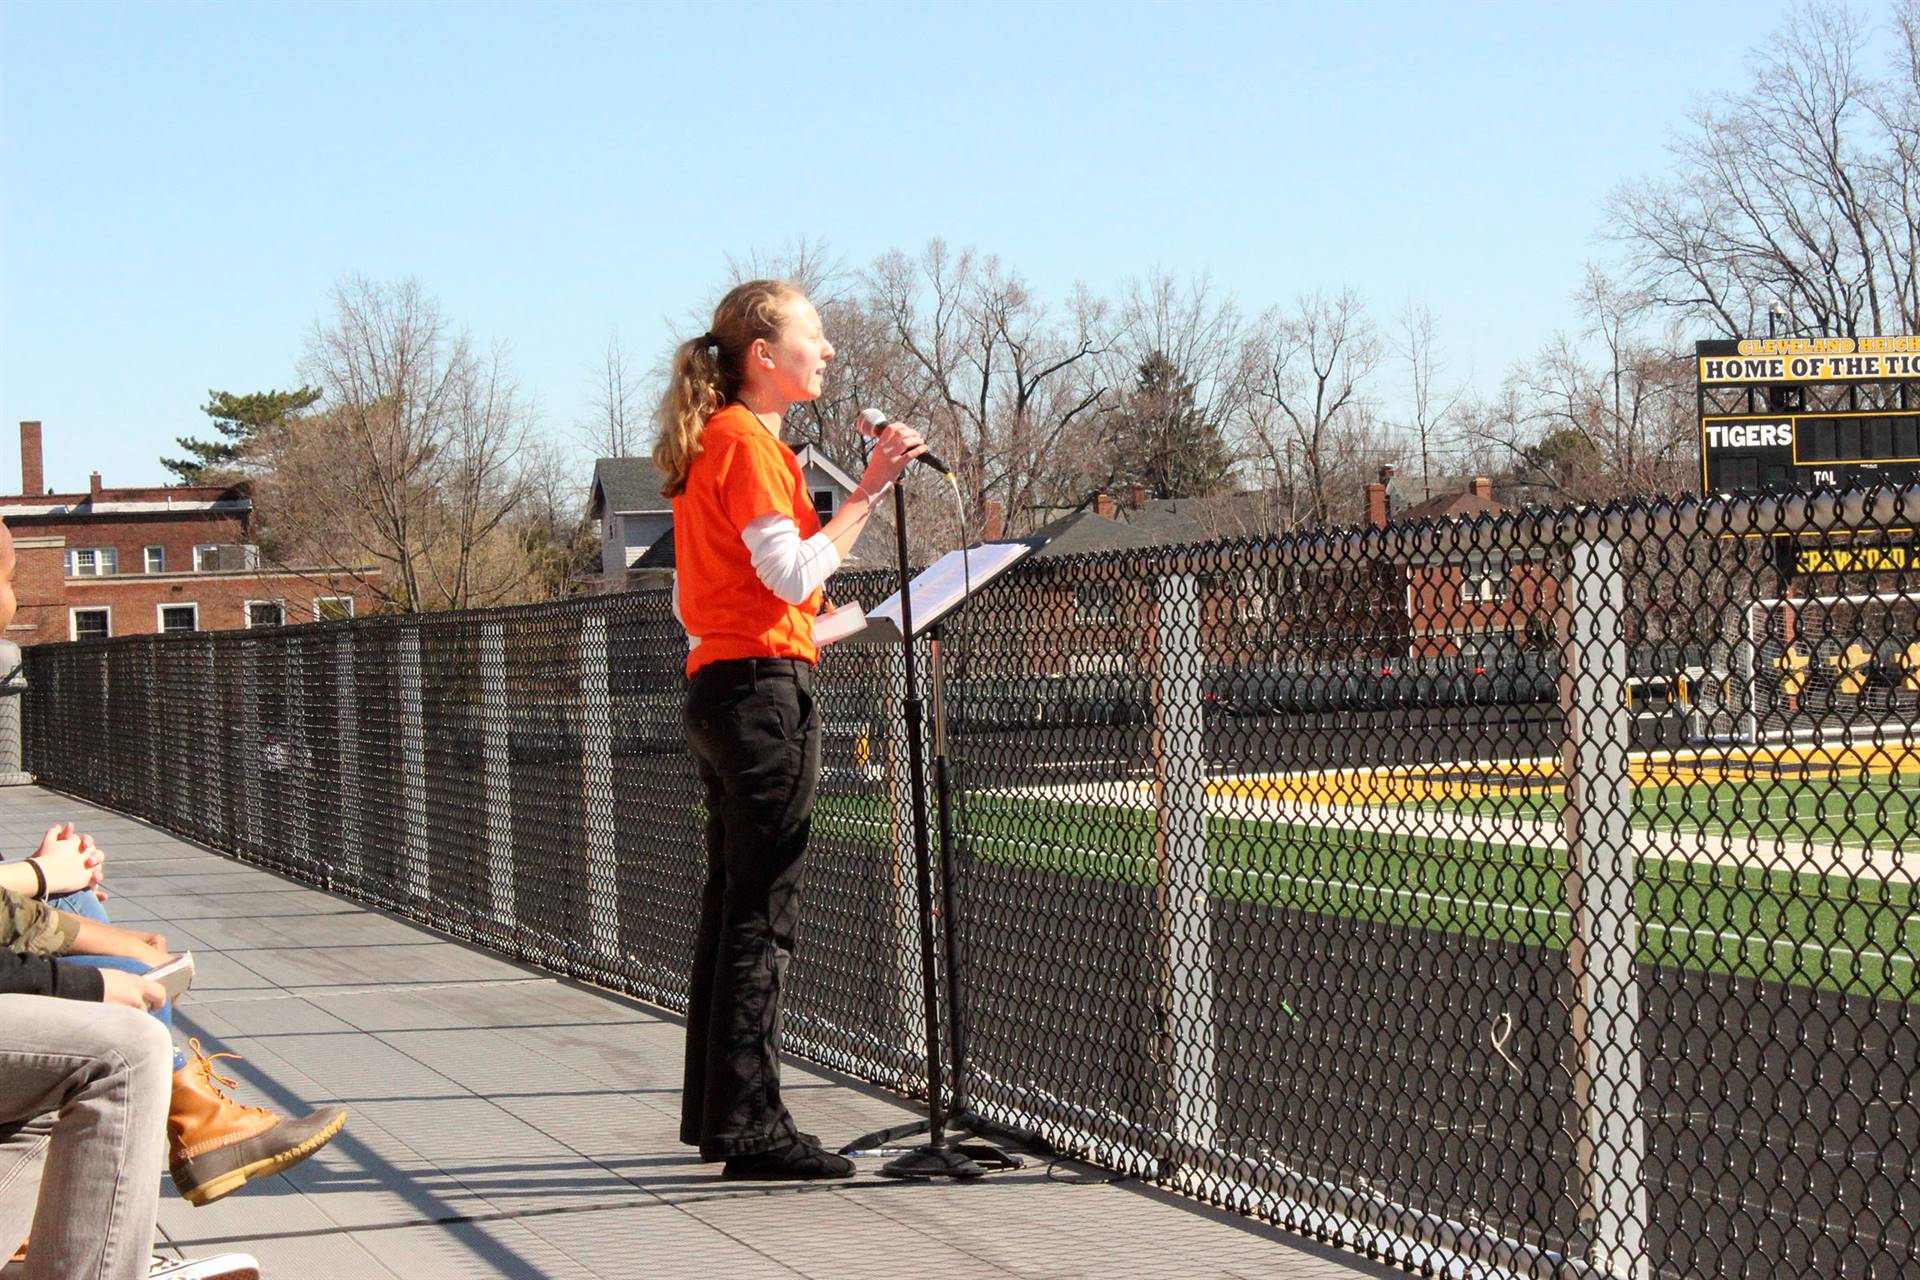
[21,486,1920,1280]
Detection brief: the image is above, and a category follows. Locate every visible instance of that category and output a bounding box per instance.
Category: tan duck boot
[168,1038,348,1206]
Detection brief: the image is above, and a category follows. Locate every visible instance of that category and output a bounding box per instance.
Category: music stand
[842,534,1032,1178]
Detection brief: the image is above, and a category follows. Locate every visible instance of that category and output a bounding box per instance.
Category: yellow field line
[1210,741,1920,806]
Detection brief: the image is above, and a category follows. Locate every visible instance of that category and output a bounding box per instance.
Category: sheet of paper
[813,602,868,647]
[870,541,1032,637]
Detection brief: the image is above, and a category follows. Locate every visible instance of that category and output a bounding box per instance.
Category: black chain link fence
[21,486,1920,1280]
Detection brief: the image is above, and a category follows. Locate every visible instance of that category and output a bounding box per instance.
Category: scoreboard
[1697,336,1920,493]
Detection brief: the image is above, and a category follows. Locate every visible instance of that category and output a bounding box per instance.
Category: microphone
[859,408,952,476]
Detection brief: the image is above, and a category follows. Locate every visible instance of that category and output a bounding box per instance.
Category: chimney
[982,497,1006,542]
[19,422,42,496]
[1469,476,1493,500]
[89,471,104,498]
[1366,482,1388,528]
[1094,493,1116,518]
[1128,484,1148,510]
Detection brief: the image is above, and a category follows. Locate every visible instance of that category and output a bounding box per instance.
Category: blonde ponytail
[652,279,803,497]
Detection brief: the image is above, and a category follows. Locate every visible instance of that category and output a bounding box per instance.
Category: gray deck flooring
[2,785,1394,1279]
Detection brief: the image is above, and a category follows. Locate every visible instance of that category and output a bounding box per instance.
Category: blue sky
[1,0,1819,493]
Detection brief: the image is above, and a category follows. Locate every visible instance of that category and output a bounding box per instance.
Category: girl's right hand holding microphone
[858,422,928,497]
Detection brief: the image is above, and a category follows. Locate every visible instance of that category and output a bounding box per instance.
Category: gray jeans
[0,995,171,1279]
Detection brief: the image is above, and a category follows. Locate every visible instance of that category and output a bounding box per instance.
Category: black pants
[678,657,821,1160]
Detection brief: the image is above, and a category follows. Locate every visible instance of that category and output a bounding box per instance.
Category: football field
[816,738,1920,1001]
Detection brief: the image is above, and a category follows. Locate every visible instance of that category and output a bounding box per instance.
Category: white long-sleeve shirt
[672,515,842,647]
[674,406,867,644]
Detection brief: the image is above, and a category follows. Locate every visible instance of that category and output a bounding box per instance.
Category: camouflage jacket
[1,884,99,999]
[1,885,81,956]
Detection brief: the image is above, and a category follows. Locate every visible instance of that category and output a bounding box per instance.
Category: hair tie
[700,332,719,349]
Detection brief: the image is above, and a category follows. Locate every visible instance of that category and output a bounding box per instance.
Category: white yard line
[978,778,1920,885]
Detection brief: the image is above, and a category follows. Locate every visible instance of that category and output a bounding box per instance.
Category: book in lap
[145,951,194,1002]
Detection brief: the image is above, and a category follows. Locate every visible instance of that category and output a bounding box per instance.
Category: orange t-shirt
[674,404,823,676]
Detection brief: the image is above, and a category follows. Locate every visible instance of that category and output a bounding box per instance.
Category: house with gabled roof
[588,445,864,593]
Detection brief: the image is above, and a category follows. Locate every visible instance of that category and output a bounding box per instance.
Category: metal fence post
[481,622,515,930]
[282,637,311,874]
[1152,572,1219,1164]
[199,641,225,848]
[0,639,34,785]
[143,643,160,812]
[236,640,261,859]
[579,614,620,962]
[398,625,430,903]
[1558,536,1650,1280]
[336,630,361,888]
[886,658,928,1092]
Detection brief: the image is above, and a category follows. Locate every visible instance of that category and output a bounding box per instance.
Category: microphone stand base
[879,1146,990,1180]
[845,1109,1032,1173]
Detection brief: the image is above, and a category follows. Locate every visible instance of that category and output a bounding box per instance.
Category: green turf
[812,790,1919,1003]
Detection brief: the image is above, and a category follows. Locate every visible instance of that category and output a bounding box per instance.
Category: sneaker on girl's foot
[148,1253,260,1280]
[722,1141,855,1181]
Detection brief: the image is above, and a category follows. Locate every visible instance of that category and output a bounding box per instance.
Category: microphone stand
[876,477,986,1181]
[847,475,1030,1178]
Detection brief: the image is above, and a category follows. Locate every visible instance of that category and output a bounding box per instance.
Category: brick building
[2,421,382,645]
[1368,476,1559,657]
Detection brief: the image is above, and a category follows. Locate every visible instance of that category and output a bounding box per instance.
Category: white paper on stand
[870,541,1031,638]
[812,602,868,646]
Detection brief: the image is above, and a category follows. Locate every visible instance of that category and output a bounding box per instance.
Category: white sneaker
[148,1253,260,1280]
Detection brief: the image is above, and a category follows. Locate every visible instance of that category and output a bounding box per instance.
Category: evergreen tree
[162,387,321,484]
[1108,351,1234,499]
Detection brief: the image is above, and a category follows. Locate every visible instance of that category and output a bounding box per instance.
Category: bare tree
[1392,301,1468,501]
[1101,270,1245,496]
[256,275,541,611]
[1113,271,1244,427]
[1606,0,1920,337]
[866,241,1113,542]
[1474,269,1696,501]
[580,329,642,459]
[1236,288,1387,528]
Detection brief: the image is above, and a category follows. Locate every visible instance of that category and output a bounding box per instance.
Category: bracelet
[26,857,47,900]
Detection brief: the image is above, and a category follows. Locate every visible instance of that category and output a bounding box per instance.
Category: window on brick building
[313,596,355,621]
[69,608,110,640]
[193,544,260,573]
[65,548,119,576]
[1460,555,1512,605]
[245,600,286,629]
[158,604,199,633]
[1073,582,1122,624]
[145,546,165,574]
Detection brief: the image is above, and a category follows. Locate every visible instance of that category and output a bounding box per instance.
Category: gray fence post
[886,660,928,1092]
[199,641,225,847]
[0,639,34,785]
[398,625,430,902]
[1151,572,1219,1166]
[143,643,160,810]
[1558,537,1650,1280]
[236,641,262,858]
[336,631,361,886]
[481,622,515,929]
[281,638,311,874]
[579,614,620,963]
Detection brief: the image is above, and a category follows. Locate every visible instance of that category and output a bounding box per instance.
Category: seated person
[1,826,348,1206]
[1,965,262,1279]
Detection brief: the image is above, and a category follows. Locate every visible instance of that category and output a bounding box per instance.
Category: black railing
[24,486,1920,1280]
